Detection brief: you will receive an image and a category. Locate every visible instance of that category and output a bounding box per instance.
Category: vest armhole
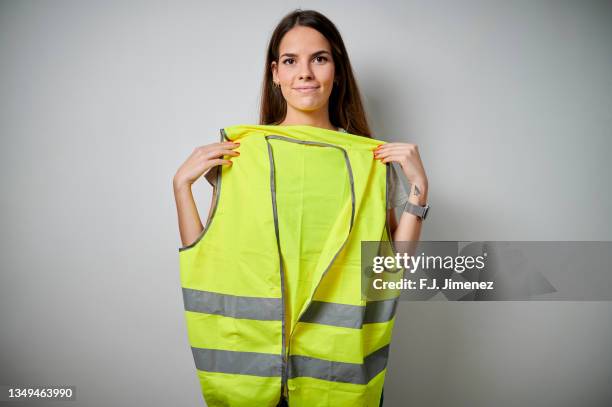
[179,128,227,252]
[178,164,223,252]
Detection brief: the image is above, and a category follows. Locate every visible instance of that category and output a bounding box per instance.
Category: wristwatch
[403,201,430,220]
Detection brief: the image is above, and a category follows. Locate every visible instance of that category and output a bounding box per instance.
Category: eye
[314,56,328,63]
[282,58,295,65]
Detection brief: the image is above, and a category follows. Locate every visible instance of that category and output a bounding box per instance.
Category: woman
[173,9,429,407]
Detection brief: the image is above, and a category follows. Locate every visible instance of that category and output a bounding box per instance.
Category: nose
[299,72,313,80]
[298,61,314,80]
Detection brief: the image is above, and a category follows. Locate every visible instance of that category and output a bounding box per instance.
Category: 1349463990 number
[2,386,75,401]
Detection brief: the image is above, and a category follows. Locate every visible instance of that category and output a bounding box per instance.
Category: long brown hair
[259,9,372,138]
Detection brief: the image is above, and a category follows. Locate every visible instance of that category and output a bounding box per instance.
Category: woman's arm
[173,181,205,247]
[390,178,428,241]
[173,141,239,247]
[374,143,429,242]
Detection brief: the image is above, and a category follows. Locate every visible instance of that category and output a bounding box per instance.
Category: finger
[380,156,393,164]
[376,147,417,160]
[210,158,233,166]
[203,141,240,150]
[375,143,404,150]
[380,154,401,164]
[220,148,241,156]
[377,144,416,152]
[374,150,399,161]
[373,149,394,159]
[208,149,240,158]
[373,144,386,152]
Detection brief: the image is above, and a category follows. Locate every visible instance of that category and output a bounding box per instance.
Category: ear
[270,61,278,82]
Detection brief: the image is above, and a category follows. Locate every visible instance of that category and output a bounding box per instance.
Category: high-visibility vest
[179,124,401,407]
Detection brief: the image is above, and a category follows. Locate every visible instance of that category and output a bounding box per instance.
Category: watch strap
[403,201,430,220]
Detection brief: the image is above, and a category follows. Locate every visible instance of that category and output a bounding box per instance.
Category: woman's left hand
[374,142,429,191]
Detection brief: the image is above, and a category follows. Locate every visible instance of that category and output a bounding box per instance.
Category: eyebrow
[280,50,331,58]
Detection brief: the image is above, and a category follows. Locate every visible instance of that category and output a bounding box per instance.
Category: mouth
[294,86,320,93]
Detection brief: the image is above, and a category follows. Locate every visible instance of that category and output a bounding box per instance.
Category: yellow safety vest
[179,124,400,407]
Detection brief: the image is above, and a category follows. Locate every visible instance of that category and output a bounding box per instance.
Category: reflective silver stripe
[182,287,282,321]
[299,299,398,328]
[289,344,390,384]
[265,139,289,393]
[299,301,363,328]
[364,298,398,324]
[191,347,282,377]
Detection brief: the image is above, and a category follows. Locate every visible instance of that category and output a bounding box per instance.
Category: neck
[279,106,337,131]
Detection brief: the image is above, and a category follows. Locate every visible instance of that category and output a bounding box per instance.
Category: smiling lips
[294,86,319,93]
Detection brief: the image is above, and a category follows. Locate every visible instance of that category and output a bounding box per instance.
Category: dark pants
[276,388,384,406]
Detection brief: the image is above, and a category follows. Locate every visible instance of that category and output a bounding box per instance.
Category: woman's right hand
[173,141,240,189]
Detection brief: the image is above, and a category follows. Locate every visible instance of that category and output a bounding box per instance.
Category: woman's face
[271,26,336,113]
